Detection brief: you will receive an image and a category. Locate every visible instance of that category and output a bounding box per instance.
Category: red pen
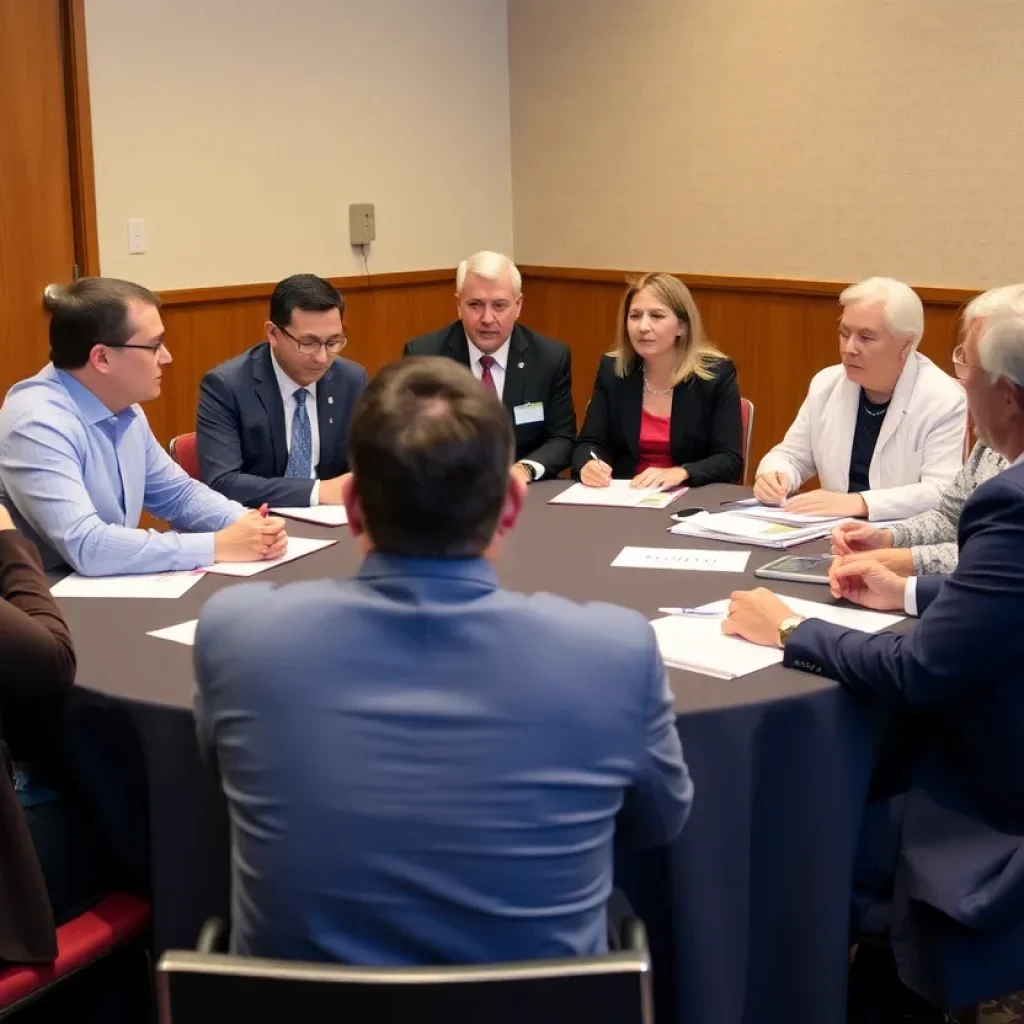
[258,502,269,518]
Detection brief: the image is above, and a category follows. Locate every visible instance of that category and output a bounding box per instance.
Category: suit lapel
[501,326,530,416]
[827,375,860,490]
[315,362,339,475]
[622,364,644,461]
[253,344,288,473]
[874,353,919,456]
[442,325,472,369]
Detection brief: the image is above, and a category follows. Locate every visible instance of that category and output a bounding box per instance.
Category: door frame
[60,0,99,278]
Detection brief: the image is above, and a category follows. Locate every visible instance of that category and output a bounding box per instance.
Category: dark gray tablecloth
[57,481,891,1024]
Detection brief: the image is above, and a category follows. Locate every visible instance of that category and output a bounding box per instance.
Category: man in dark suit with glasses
[198,274,368,508]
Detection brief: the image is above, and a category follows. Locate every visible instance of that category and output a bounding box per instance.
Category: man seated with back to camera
[194,355,693,964]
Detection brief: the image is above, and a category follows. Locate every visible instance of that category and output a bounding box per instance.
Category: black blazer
[403,322,576,478]
[571,355,743,486]
[0,531,76,963]
[197,342,368,508]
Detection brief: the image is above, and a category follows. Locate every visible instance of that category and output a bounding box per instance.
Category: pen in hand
[259,502,269,518]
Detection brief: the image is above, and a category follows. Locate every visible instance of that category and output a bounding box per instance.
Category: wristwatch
[516,462,537,482]
[777,616,804,648]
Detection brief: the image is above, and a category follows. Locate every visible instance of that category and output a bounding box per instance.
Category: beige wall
[509,0,1024,288]
[85,0,512,290]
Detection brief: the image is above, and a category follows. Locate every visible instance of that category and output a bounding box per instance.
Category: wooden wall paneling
[0,0,79,393]
[519,267,975,472]
[148,270,455,448]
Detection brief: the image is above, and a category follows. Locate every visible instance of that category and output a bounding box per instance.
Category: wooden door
[0,0,79,395]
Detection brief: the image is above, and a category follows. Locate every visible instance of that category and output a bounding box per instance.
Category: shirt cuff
[310,480,321,506]
[176,532,217,570]
[904,576,919,617]
[521,460,545,481]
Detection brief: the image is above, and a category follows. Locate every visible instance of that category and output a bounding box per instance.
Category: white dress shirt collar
[466,334,511,372]
[269,348,317,405]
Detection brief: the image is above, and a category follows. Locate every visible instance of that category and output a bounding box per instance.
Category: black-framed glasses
[107,341,167,354]
[276,324,347,355]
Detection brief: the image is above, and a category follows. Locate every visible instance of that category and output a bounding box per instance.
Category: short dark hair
[348,357,514,558]
[269,274,344,330]
[45,277,160,370]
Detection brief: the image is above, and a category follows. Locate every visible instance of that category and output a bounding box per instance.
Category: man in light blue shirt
[0,277,288,576]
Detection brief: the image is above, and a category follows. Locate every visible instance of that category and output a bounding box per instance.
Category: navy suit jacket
[403,323,576,478]
[194,553,692,965]
[786,461,1024,937]
[197,342,368,508]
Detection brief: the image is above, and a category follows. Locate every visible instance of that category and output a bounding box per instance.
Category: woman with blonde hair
[572,273,743,488]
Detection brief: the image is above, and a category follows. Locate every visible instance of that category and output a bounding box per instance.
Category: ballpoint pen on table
[657,607,724,618]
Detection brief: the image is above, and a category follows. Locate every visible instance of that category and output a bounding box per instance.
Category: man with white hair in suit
[403,251,577,483]
[754,276,967,521]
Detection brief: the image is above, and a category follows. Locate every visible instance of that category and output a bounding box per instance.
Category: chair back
[739,397,755,485]
[158,945,653,1024]
[169,433,200,480]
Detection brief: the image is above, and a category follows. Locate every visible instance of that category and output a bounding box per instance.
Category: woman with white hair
[830,284,1024,572]
[754,276,967,521]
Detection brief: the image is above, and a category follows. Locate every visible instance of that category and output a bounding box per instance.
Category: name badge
[513,402,544,425]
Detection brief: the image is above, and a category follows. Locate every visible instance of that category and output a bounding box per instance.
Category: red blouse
[637,407,673,474]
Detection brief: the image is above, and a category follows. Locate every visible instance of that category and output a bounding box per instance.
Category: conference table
[56,480,894,1024]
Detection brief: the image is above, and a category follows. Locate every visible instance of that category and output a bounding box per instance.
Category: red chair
[169,432,200,480]
[739,397,755,485]
[0,892,151,1018]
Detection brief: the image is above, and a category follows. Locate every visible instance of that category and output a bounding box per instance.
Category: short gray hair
[977,300,1024,391]
[839,277,925,349]
[456,251,522,298]
[964,283,1024,327]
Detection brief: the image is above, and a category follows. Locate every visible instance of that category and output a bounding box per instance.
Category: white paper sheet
[272,505,348,526]
[650,594,903,680]
[201,536,337,577]
[147,619,198,646]
[611,546,750,573]
[50,570,206,599]
[549,480,687,509]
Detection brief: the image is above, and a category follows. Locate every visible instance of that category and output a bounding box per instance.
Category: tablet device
[753,554,833,584]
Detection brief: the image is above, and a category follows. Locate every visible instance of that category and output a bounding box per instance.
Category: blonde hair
[611,273,724,383]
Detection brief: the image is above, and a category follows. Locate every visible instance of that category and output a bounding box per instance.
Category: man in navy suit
[724,294,1024,1010]
[404,251,576,483]
[197,274,368,508]
[194,356,692,964]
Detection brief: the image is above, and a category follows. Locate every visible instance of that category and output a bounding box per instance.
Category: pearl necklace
[642,365,673,397]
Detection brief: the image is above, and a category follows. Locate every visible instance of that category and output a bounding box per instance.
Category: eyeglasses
[107,341,167,354]
[276,324,347,355]
[951,344,983,380]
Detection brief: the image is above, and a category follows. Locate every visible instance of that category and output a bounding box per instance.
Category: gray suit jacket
[194,553,692,964]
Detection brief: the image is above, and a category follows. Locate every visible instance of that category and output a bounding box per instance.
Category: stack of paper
[650,596,903,680]
[550,480,687,510]
[669,510,843,548]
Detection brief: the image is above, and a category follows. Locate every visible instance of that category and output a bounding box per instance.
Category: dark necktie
[479,354,497,394]
[284,389,312,478]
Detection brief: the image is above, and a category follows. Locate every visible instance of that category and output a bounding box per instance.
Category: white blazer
[756,353,967,521]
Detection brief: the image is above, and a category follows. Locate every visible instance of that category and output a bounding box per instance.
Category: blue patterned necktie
[285,389,312,478]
